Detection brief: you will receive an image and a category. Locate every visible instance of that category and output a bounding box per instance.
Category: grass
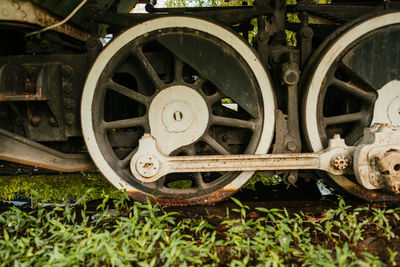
[0,173,118,203]
[1,189,399,266]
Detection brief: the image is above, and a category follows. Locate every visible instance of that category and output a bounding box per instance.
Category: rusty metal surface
[0,128,94,172]
[128,188,236,207]
[354,125,400,193]
[327,174,400,202]
[0,0,90,41]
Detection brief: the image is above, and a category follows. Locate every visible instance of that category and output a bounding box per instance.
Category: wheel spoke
[194,76,206,88]
[174,56,184,82]
[102,116,147,130]
[119,147,138,168]
[211,115,255,130]
[133,47,164,90]
[202,134,230,155]
[205,91,223,106]
[107,80,151,106]
[194,173,207,189]
[154,176,166,189]
[170,144,196,156]
[324,112,366,126]
[172,145,206,189]
[332,78,377,103]
[345,127,364,145]
[183,145,196,156]
[338,61,376,90]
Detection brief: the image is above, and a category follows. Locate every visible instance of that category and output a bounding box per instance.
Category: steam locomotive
[1,0,400,205]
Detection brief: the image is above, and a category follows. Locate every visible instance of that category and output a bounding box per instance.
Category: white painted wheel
[303,12,400,201]
[81,16,275,205]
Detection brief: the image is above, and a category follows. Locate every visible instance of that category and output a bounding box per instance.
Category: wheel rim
[81,17,275,205]
[303,12,400,201]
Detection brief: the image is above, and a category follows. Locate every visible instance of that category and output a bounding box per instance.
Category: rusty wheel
[81,17,275,206]
[303,11,400,201]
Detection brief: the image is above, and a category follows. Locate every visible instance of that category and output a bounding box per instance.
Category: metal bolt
[63,82,73,95]
[284,70,299,85]
[31,116,41,127]
[62,65,73,78]
[64,98,76,110]
[286,141,297,152]
[258,31,268,42]
[49,117,58,127]
[270,54,280,65]
[302,27,313,39]
[332,153,349,171]
[222,134,231,142]
[65,113,75,125]
[282,63,300,85]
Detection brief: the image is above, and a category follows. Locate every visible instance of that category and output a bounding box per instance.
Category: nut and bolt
[61,65,73,78]
[30,115,41,127]
[49,117,58,127]
[301,27,313,39]
[64,98,76,110]
[332,153,349,171]
[258,31,268,42]
[270,54,280,65]
[282,63,300,85]
[65,113,75,125]
[286,141,297,152]
[222,134,231,142]
[63,82,73,95]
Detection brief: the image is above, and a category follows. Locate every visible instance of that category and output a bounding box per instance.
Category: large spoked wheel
[303,12,400,201]
[81,17,275,206]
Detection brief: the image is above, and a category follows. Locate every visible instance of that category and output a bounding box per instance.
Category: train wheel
[303,12,400,201]
[81,17,275,206]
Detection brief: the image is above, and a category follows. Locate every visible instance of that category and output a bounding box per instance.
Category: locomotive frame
[1,0,400,205]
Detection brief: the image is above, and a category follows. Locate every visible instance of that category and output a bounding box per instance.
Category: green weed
[0,194,399,266]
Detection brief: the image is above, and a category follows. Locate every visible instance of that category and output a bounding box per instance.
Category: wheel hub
[148,85,209,155]
[371,80,400,126]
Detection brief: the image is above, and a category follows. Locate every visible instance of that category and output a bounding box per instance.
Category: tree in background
[162,0,327,46]
[164,0,253,7]
[163,0,327,8]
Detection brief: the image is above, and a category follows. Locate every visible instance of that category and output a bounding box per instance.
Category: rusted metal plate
[0,0,90,41]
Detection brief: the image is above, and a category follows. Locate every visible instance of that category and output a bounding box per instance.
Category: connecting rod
[130,134,355,183]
